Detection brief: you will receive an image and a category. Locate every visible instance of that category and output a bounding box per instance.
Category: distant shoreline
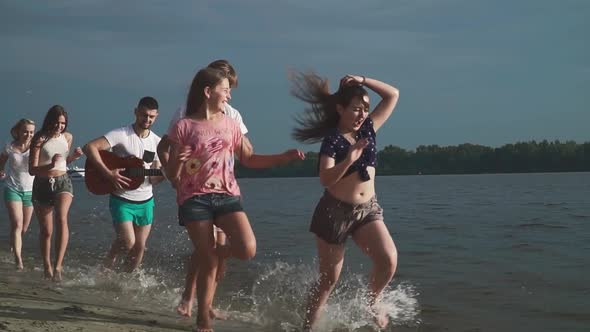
[236,140,590,178]
[235,170,590,179]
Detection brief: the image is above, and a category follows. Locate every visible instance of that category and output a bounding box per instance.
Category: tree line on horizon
[235,140,590,177]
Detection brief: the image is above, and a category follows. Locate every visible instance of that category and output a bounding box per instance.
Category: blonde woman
[0,119,35,270]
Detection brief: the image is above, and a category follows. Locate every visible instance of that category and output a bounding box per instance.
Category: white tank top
[38,134,69,172]
[3,143,34,191]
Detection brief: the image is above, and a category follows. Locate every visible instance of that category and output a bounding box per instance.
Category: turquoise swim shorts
[4,186,33,207]
[109,195,154,226]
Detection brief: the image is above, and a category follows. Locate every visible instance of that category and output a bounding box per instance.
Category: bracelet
[361,76,366,85]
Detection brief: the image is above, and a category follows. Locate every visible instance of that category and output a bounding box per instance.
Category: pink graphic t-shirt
[168,115,243,205]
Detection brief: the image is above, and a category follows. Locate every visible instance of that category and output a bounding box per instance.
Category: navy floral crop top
[319,117,377,182]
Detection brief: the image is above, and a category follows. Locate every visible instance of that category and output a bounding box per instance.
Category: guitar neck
[124,168,163,177]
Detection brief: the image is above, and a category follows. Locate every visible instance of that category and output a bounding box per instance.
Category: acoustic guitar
[85,150,162,195]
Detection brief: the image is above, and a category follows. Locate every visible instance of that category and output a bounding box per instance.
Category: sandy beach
[0,259,257,332]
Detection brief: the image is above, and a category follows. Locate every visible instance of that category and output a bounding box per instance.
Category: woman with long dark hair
[291,72,400,331]
[29,105,83,281]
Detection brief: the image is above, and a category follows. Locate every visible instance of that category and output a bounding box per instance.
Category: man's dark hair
[137,96,159,111]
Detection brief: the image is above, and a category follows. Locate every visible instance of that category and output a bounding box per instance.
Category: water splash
[227,261,420,331]
[59,264,181,310]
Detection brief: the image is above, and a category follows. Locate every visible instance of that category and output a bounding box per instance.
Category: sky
[1,0,588,155]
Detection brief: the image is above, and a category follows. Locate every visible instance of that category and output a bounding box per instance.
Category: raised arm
[341,75,400,132]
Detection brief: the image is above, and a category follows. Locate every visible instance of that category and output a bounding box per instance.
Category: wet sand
[0,261,256,332]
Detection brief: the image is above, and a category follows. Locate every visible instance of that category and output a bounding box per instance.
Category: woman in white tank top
[29,105,83,281]
[0,119,35,270]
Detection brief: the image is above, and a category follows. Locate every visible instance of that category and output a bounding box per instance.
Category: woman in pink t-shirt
[167,67,257,332]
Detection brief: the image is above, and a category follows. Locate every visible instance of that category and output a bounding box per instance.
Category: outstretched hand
[282,149,306,163]
[72,147,84,158]
[347,138,369,163]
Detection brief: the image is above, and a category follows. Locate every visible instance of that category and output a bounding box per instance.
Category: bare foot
[15,259,24,272]
[372,306,389,329]
[192,327,214,332]
[44,265,54,279]
[102,256,116,270]
[209,307,228,320]
[53,268,63,282]
[176,299,193,317]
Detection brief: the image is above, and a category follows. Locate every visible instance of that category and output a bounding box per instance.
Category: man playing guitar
[83,96,164,272]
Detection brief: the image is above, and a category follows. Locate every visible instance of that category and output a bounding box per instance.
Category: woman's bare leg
[352,220,398,329]
[185,220,217,330]
[214,212,256,261]
[35,204,54,279]
[6,201,25,270]
[53,193,72,281]
[303,237,345,332]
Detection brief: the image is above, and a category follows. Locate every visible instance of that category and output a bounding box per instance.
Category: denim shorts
[32,174,73,206]
[3,187,33,206]
[310,190,383,244]
[178,193,243,226]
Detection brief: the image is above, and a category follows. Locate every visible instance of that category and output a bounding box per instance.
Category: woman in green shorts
[0,119,36,271]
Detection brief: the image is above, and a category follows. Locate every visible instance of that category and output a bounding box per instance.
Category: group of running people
[1,59,400,332]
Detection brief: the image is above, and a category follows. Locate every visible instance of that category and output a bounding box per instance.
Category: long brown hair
[207,59,238,88]
[185,68,228,116]
[290,71,369,144]
[32,105,68,145]
[10,118,35,140]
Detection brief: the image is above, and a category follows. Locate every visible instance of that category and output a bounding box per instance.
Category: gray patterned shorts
[310,190,383,244]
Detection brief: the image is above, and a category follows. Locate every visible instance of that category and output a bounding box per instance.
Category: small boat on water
[67,166,85,181]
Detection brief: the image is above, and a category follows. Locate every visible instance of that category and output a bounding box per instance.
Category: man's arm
[156,134,171,177]
[149,160,165,185]
[82,137,131,188]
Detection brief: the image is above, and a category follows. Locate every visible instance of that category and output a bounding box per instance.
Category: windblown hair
[185,68,229,117]
[10,118,35,140]
[32,105,68,145]
[208,59,238,88]
[290,71,369,144]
